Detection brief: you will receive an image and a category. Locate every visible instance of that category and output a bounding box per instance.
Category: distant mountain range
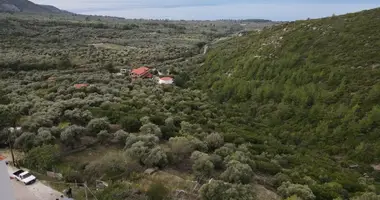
[0,0,70,14]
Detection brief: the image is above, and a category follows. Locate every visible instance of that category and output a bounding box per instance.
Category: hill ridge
[197,7,380,162]
[0,0,69,14]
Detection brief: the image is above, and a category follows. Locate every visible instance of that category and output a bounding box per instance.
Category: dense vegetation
[197,7,380,199]
[0,12,281,200]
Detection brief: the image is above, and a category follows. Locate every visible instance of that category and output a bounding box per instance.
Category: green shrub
[274,173,292,188]
[23,144,60,172]
[146,182,170,200]
[220,160,254,184]
[87,118,110,136]
[311,182,343,200]
[352,192,380,200]
[278,181,316,200]
[200,180,255,200]
[120,116,142,133]
[256,161,282,175]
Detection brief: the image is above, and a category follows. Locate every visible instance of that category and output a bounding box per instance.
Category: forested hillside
[198,8,380,163]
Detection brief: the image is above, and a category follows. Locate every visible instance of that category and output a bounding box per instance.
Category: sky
[30,0,380,21]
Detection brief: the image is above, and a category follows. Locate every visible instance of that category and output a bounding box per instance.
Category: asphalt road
[12,180,39,200]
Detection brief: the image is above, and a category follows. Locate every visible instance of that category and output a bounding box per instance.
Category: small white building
[158,77,174,85]
[0,155,15,200]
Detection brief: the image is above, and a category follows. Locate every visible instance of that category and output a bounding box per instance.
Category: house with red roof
[74,84,89,89]
[158,77,174,85]
[130,67,153,79]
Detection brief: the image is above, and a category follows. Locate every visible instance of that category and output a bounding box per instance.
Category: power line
[84,183,99,200]
[42,180,84,185]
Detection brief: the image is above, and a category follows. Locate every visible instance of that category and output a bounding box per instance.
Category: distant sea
[76,3,380,21]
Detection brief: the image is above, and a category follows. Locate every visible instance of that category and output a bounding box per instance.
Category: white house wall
[158,80,174,84]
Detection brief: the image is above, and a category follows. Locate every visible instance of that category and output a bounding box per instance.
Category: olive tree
[214,143,236,158]
[169,136,194,162]
[210,154,224,170]
[277,181,316,200]
[64,108,93,125]
[35,127,55,145]
[113,130,129,145]
[220,160,254,184]
[24,144,60,172]
[205,132,224,150]
[22,116,53,132]
[14,132,36,152]
[191,151,210,161]
[97,130,111,143]
[87,118,110,136]
[142,146,168,168]
[191,151,214,179]
[0,105,16,130]
[50,126,61,138]
[140,123,162,138]
[225,151,256,170]
[0,128,11,145]
[188,136,208,152]
[140,116,151,125]
[60,125,85,148]
[179,121,198,135]
[126,141,149,162]
[120,116,141,133]
[200,180,226,200]
[274,173,292,188]
[164,117,175,128]
[125,134,139,148]
[352,192,380,200]
[125,134,159,149]
[200,180,255,200]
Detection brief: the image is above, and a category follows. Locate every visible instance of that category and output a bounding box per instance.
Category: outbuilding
[158,77,174,85]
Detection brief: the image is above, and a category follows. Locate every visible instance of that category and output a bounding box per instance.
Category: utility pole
[84,182,88,200]
[9,140,15,167]
[8,127,15,167]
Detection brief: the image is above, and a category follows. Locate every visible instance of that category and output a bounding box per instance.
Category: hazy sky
[30,0,380,21]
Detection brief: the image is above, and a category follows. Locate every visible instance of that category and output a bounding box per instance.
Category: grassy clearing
[59,145,119,167]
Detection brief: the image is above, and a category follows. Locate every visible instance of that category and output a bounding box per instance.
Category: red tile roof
[74,84,89,89]
[160,77,173,81]
[131,67,150,75]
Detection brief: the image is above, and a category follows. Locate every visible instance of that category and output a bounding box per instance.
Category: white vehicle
[13,169,37,185]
